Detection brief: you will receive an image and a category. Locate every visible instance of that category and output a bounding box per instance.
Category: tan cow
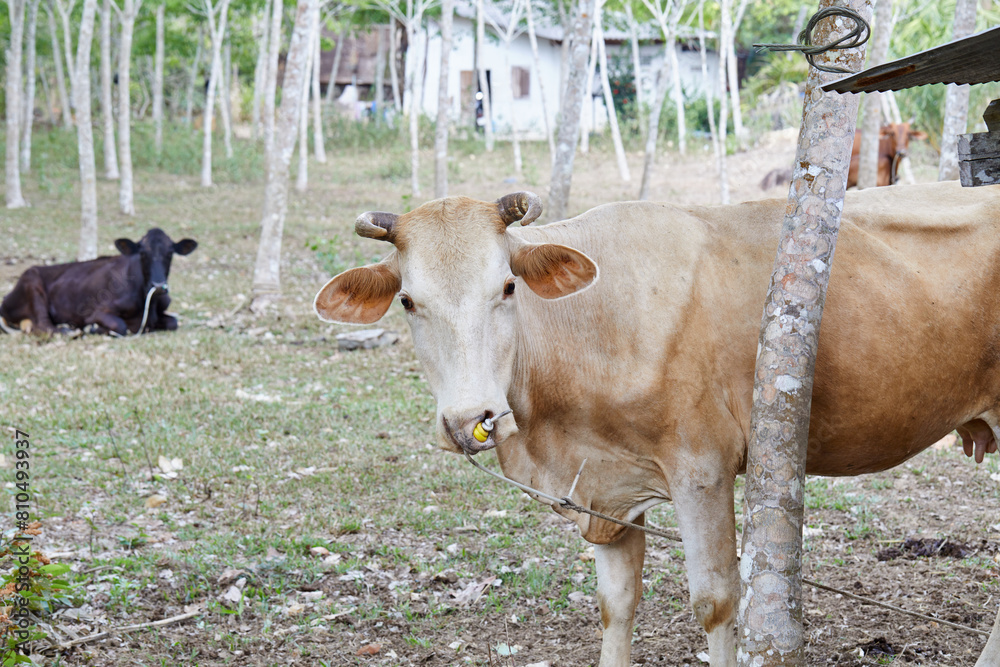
[314,182,1000,667]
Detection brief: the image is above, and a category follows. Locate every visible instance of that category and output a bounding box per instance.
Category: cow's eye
[400,295,414,311]
[503,280,516,297]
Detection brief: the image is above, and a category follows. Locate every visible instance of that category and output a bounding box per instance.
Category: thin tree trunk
[737,2,873,665]
[311,6,326,162]
[668,33,686,155]
[595,4,630,182]
[716,0,731,204]
[118,0,141,215]
[263,0,282,163]
[526,0,555,161]
[185,28,203,126]
[20,0,40,174]
[46,3,72,127]
[220,39,233,159]
[434,0,453,198]
[40,63,56,125]
[858,0,893,189]
[476,0,494,152]
[6,0,28,208]
[939,0,977,181]
[547,0,594,222]
[99,0,118,179]
[252,0,314,310]
[373,26,385,123]
[153,1,164,155]
[639,45,670,200]
[54,0,79,114]
[295,10,315,193]
[75,0,99,260]
[580,27,596,153]
[387,25,400,111]
[697,0,718,167]
[407,8,427,196]
[624,3,643,121]
[201,0,231,188]
[325,27,346,105]
[726,0,750,143]
[557,0,570,102]
[251,0,270,140]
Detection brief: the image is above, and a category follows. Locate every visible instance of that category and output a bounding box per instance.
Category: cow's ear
[510,242,599,299]
[115,239,139,255]
[314,256,401,324]
[174,239,198,255]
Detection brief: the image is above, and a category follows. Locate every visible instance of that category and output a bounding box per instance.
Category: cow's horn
[496,192,542,226]
[355,212,398,242]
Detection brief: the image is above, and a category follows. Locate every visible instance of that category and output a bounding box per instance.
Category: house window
[512,66,530,99]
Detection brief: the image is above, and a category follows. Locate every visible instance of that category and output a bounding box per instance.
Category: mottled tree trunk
[99,0,118,178]
[153,1,164,155]
[547,0,594,222]
[595,3,630,181]
[858,0,892,189]
[434,0,453,198]
[311,6,326,163]
[476,0,494,152]
[938,0,977,181]
[737,2,873,665]
[54,0,78,115]
[252,0,314,310]
[295,9,315,193]
[201,0,231,188]
[75,0,100,260]
[117,0,141,215]
[263,0,282,164]
[185,29,203,126]
[20,0,40,174]
[251,0,270,140]
[638,45,670,200]
[526,0,555,161]
[6,0,28,209]
[46,4,72,128]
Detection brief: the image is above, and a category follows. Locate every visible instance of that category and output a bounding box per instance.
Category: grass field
[1,125,999,666]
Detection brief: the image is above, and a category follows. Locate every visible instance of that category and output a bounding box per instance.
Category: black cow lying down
[0,228,197,336]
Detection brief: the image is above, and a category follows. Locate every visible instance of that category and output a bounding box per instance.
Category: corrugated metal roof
[822,26,1000,94]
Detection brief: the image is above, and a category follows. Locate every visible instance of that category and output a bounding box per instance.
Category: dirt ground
[2,129,997,667]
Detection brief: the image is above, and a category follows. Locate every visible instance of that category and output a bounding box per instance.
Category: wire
[753,7,871,74]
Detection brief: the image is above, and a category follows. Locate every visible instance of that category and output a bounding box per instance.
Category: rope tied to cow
[753,7,871,74]
[109,286,158,338]
[461,447,990,638]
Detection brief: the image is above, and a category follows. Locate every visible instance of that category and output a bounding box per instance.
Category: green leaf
[38,563,71,576]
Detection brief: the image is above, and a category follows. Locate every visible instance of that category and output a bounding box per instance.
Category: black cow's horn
[496,192,542,227]
[355,212,398,242]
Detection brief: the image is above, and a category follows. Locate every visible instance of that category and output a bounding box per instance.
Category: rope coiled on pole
[753,7,871,74]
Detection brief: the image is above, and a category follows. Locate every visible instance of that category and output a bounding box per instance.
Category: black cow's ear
[115,239,139,255]
[173,239,198,256]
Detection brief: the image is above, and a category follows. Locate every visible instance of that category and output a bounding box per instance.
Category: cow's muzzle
[442,410,517,455]
[153,282,169,294]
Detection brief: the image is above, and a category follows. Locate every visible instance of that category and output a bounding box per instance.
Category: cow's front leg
[670,470,739,667]
[975,602,1000,666]
[595,515,645,667]
[90,312,128,336]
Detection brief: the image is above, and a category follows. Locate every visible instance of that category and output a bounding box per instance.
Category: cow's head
[115,228,198,294]
[879,122,927,160]
[314,193,598,455]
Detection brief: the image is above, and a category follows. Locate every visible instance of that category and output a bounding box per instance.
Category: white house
[407,1,721,141]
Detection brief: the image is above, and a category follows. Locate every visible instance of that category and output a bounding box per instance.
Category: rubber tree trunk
[39,62,55,125]
[938,0,977,181]
[251,0,270,140]
[310,6,326,163]
[737,2,873,665]
[407,8,427,197]
[46,3,72,128]
[579,28,596,153]
[252,0,314,310]
[434,0,453,198]
[325,27,346,105]
[526,0,555,161]
[697,0,719,179]
[373,27,385,123]
[99,0,118,178]
[639,45,671,201]
[220,40,234,159]
[117,0,141,215]
[857,0,892,189]
[6,0,28,209]
[153,1,165,155]
[715,0,731,204]
[547,0,595,222]
[476,0,494,152]
[624,2,643,119]
[668,33,686,155]
[387,25,400,111]
[20,0,40,174]
[263,0,282,163]
[54,0,78,118]
[295,11,315,193]
[185,28,203,126]
[201,0,231,188]
[726,0,750,143]
[595,3,630,182]
[75,0,100,261]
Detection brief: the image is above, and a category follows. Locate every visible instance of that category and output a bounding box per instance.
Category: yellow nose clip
[472,410,512,443]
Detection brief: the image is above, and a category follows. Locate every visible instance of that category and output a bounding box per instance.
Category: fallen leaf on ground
[356,643,381,656]
[145,494,167,509]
